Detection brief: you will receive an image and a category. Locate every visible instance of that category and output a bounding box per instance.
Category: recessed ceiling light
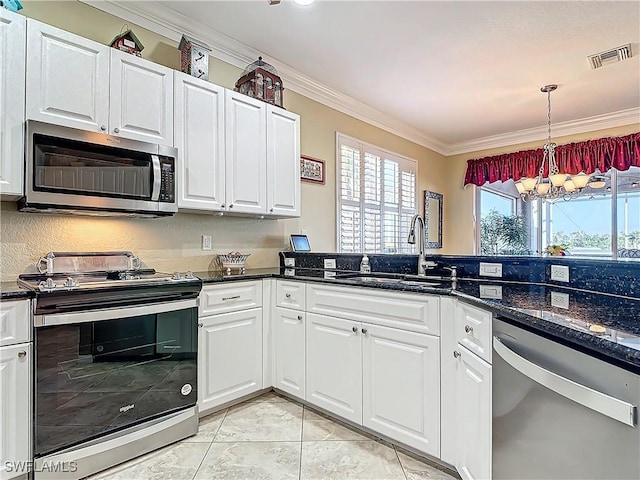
[292,0,315,5]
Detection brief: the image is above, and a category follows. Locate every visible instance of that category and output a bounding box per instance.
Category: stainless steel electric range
[18,252,202,479]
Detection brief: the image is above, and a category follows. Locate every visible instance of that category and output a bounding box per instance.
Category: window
[337,133,417,253]
[476,167,640,259]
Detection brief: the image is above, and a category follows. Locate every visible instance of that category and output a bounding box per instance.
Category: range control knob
[39,277,57,291]
[185,271,195,279]
[63,277,78,288]
[172,272,182,280]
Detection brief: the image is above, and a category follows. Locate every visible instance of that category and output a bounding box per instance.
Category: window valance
[463,132,640,187]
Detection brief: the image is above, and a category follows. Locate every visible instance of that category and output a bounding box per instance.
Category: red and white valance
[463,132,640,187]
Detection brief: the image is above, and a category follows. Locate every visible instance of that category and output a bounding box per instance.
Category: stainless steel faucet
[408,214,427,276]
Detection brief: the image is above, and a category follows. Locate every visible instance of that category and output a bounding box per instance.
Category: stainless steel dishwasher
[492,318,640,479]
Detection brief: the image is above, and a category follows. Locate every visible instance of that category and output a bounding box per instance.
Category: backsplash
[0,202,294,282]
[281,252,640,297]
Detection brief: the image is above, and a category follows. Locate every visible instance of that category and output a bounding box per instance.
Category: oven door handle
[151,154,161,201]
[493,336,636,427]
[35,298,197,327]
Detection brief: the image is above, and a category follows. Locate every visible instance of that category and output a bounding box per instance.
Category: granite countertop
[0,282,35,299]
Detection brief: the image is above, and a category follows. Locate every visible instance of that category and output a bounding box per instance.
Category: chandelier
[515,85,605,202]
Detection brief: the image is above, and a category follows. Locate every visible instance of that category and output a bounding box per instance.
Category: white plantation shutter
[337,133,417,253]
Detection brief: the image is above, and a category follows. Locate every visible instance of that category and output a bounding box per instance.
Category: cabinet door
[306,313,362,424]
[224,90,267,215]
[109,49,173,145]
[274,307,305,399]
[362,323,440,457]
[198,308,262,414]
[0,9,25,198]
[174,72,225,211]
[26,19,109,132]
[456,346,492,480]
[0,343,31,479]
[266,105,300,217]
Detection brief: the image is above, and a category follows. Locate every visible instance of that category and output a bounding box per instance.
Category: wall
[442,123,640,255]
[0,1,447,281]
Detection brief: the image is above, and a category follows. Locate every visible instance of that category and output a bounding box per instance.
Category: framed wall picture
[300,155,325,184]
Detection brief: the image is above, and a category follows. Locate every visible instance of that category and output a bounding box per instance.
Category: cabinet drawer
[276,280,305,310]
[456,302,492,364]
[0,300,31,347]
[199,281,262,316]
[306,284,439,335]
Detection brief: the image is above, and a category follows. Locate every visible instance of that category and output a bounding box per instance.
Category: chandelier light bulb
[536,182,551,195]
[521,177,537,192]
[550,173,567,187]
[563,179,576,193]
[572,173,590,189]
[515,182,526,194]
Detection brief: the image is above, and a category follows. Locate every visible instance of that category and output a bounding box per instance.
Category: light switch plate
[284,258,295,267]
[479,262,502,277]
[479,284,503,299]
[324,259,336,269]
[550,265,569,282]
[201,235,212,251]
[284,268,295,277]
[551,291,570,309]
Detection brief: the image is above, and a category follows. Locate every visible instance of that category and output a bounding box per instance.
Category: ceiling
[103,1,640,154]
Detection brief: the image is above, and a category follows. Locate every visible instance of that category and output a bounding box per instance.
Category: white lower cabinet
[306,313,363,423]
[0,342,31,480]
[455,346,492,480]
[198,308,263,414]
[274,307,305,398]
[362,323,440,457]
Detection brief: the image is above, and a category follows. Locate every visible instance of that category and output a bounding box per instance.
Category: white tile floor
[89,392,459,480]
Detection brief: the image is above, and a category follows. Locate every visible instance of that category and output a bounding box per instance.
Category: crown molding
[444,107,640,156]
[81,1,639,158]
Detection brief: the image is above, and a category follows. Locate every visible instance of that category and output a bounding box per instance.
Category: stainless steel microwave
[19,121,178,217]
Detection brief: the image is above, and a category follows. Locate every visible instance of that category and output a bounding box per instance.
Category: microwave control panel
[159,159,175,202]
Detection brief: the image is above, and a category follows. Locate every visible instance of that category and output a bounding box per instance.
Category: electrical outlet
[324,259,336,269]
[201,235,212,251]
[479,262,502,277]
[324,271,336,279]
[284,258,295,267]
[550,265,569,282]
[479,284,503,300]
[551,291,570,309]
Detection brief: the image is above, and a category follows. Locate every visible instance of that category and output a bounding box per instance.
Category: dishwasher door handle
[493,336,637,427]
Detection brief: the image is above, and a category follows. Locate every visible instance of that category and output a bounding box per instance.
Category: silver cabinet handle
[100,125,107,131]
[229,204,234,208]
[113,127,120,134]
[352,326,358,334]
[18,351,27,358]
[465,325,474,334]
[493,336,636,427]
[453,350,461,359]
[297,315,303,321]
[285,293,291,298]
[198,323,203,328]
[222,295,240,301]
[270,208,274,212]
[221,204,226,209]
[361,328,368,334]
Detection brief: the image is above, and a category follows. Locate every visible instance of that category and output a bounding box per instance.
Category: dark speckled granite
[193,267,281,283]
[0,282,34,299]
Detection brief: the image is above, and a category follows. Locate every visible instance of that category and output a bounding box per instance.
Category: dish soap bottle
[360,254,371,274]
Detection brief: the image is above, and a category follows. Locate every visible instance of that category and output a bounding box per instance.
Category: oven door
[23,120,176,216]
[34,299,197,458]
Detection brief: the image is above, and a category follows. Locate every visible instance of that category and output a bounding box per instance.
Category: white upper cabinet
[225,89,267,215]
[0,9,25,198]
[110,49,173,145]
[266,105,300,217]
[26,21,173,145]
[174,72,226,211]
[26,19,109,132]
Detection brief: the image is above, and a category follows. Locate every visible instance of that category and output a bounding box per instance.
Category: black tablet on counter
[290,234,311,252]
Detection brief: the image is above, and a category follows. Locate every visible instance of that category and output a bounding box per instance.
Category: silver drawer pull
[222,295,241,301]
[285,293,292,298]
[297,315,303,321]
[18,351,27,358]
[465,325,474,334]
[198,323,203,328]
[352,326,358,334]
[361,328,368,334]
[453,350,461,359]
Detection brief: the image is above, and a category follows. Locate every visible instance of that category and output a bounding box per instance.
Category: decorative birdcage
[235,57,284,108]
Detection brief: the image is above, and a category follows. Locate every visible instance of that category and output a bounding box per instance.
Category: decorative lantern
[109,28,144,57]
[178,35,212,81]
[235,57,284,108]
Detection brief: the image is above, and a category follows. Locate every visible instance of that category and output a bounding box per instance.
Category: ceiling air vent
[588,44,632,69]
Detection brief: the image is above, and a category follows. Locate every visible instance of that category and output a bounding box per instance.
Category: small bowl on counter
[216,252,250,274]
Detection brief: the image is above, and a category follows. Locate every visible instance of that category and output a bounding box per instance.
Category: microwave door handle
[151,155,161,201]
[493,336,636,427]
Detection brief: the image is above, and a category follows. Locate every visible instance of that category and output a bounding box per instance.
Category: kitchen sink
[343,274,448,288]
